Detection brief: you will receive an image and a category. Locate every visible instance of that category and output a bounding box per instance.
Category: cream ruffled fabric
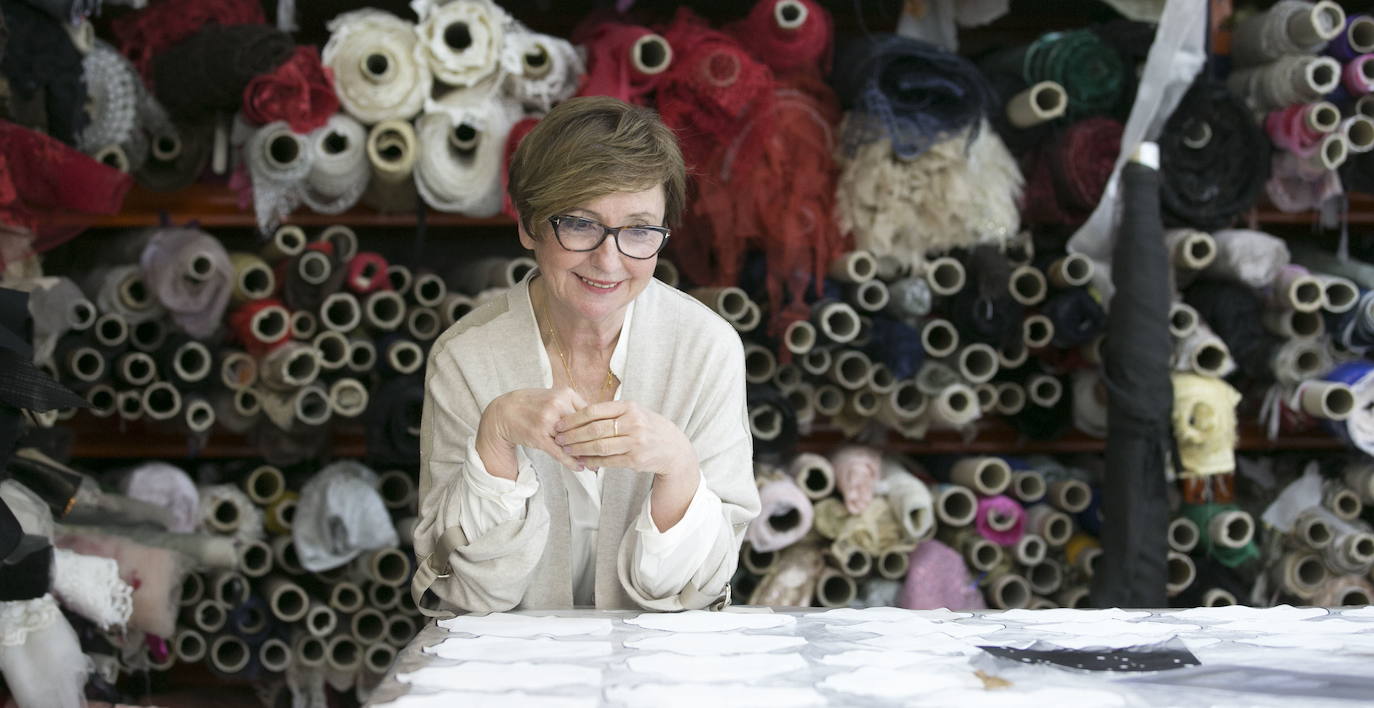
[324,9,432,124]
[0,595,90,708]
[1172,373,1243,478]
[836,118,1022,269]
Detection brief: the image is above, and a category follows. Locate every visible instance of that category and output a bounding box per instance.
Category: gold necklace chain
[541,285,616,401]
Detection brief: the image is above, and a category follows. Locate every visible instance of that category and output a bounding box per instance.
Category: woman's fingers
[555,400,628,432]
[563,435,631,459]
[553,419,616,446]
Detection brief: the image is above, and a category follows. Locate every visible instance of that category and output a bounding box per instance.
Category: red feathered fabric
[675,74,846,339]
[110,0,266,81]
[242,46,339,134]
[574,19,672,105]
[0,121,133,258]
[726,0,834,77]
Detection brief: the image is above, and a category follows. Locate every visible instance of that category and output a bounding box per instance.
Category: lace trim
[0,595,61,646]
[51,549,134,631]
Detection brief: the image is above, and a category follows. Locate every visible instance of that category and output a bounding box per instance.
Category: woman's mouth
[576,274,621,292]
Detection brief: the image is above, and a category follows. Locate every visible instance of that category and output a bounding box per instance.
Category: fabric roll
[985,30,1127,120]
[746,385,799,461]
[279,242,346,313]
[745,475,813,553]
[323,9,431,124]
[881,460,934,542]
[412,0,509,89]
[136,119,214,192]
[242,46,339,135]
[119,462,198,534]
[1324,360,1374,455]
[151,25,294,123]
[1041,288,1107,348]
[1160,80,1271,231]
[1266,149,1344,213]
[830,444,881,514]
[502,23,583,113]
[573,20,673,104]
[1021,117,1122,226]
[1181,504,1260,567]
[365,375,423,468]
[1204,229,1291,290]
[301,113,370,214]
[363,119,419,212]
[293,460,399,572]
[244,121,313,234]
[108,0,266,79]
[78,40,166,173]
[1184,279,1283,381]
[835,120,1022,268]
[198,484,264,543]
[975,495,1026,547]
[139,227,233,339]
[1229,54,1342,112]
[83,264,164,326]
[0,0,89,145]
[724,0,832,77]
[832,33,994,160]
[25,277,94,368]
[414,96,522,216]
[898,539,987,610]
[1232,0,1345,66]
[748,541,823,607]
[1172,373,1242,478]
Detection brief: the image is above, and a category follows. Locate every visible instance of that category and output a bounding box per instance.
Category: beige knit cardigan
[411,275,760,614]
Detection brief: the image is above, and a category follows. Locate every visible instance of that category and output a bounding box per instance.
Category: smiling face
[519,185,665,326]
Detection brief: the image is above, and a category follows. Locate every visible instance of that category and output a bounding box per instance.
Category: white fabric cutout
[812,607,972,622]
[1207,618,1374,635]
[375,690,596,708]
[624,611,795,633]
[1031,620,1199,636]
[1342,607,1374,619]
[425,636,612,662]
[821,666,984,698]
[818,651,973,670]
[624,652,808,682]
[917,686,1129,708]
[437,613,613,637]
[622,632,805,656]
[993,608,1152,624]
[397,662,600,692]
[852,632,982,655]
[1173,604,1329,623]
[603,683,826,708]
[829,618,1006,639]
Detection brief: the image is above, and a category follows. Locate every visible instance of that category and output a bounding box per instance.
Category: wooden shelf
[61,415,1344,460]
[53,184,516,230]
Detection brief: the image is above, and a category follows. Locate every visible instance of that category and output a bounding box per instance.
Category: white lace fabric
[0,595,62,647]
[51,549,135,631]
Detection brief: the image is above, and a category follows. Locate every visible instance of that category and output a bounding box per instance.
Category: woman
[411,96,760,614]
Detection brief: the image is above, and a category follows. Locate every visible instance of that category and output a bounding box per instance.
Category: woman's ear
[516,217,538,251]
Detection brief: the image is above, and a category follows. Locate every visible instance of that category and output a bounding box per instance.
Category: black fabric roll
[1041,289,1106,348]
[1091,19,1156,119]
[248,421,328,468]
[945,246,1023,348]
[366,375,423,468]
[136,120,214,193]
[746,384,798,463]
[151,24,293,123]
[1170,556,1250,608]
[832,33,995,160]
[10,0,98,24]
[1160,78,1270,230]
[281,247,346,314]
[1183,279,1281,383]
[0,0,88,144]
[1094,160,1173,609]
[980,65,1052,156]
[1011,373,1073,440]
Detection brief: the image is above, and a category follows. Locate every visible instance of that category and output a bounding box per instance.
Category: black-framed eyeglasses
[548,215,670,260]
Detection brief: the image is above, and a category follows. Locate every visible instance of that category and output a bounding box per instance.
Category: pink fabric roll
[1264,103,1326,156]
[898,540,986,611]
[745,477,814,553]
[1344,54,1374,95]
[975,494,1027,547]
[830,444,882,514]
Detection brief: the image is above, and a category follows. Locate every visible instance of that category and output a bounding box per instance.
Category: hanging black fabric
[1092,159,1172,609]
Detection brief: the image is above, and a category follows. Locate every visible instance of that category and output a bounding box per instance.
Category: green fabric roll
[1181,503,1260,568]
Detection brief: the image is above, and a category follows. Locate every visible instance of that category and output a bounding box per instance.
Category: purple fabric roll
[745,477,814,553]
[975,494,1027,547]
[898,540,987,611]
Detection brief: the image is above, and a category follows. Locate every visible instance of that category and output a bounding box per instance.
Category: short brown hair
[507,96,686,235]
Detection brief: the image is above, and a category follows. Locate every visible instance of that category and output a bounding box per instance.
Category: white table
[366,605,1374,707]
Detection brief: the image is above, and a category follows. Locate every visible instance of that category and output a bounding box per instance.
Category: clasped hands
[483,387,697,479]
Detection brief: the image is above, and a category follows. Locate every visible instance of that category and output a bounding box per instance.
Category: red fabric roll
[242,46,339,134]
[501,117,540,222]
[1021,117,1122,226]
[656,8,777,167]
[110,0,266,80]
[344,252,390,295]
[0,121,133,260]
[573,19,671,104]
[228,298,291,357]
[727,0,833,77]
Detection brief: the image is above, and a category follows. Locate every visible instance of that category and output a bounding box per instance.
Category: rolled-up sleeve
[617,324,760,610]
[412,341,551,614]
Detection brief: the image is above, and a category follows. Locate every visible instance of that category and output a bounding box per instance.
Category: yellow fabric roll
[1172,373,1243,477]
